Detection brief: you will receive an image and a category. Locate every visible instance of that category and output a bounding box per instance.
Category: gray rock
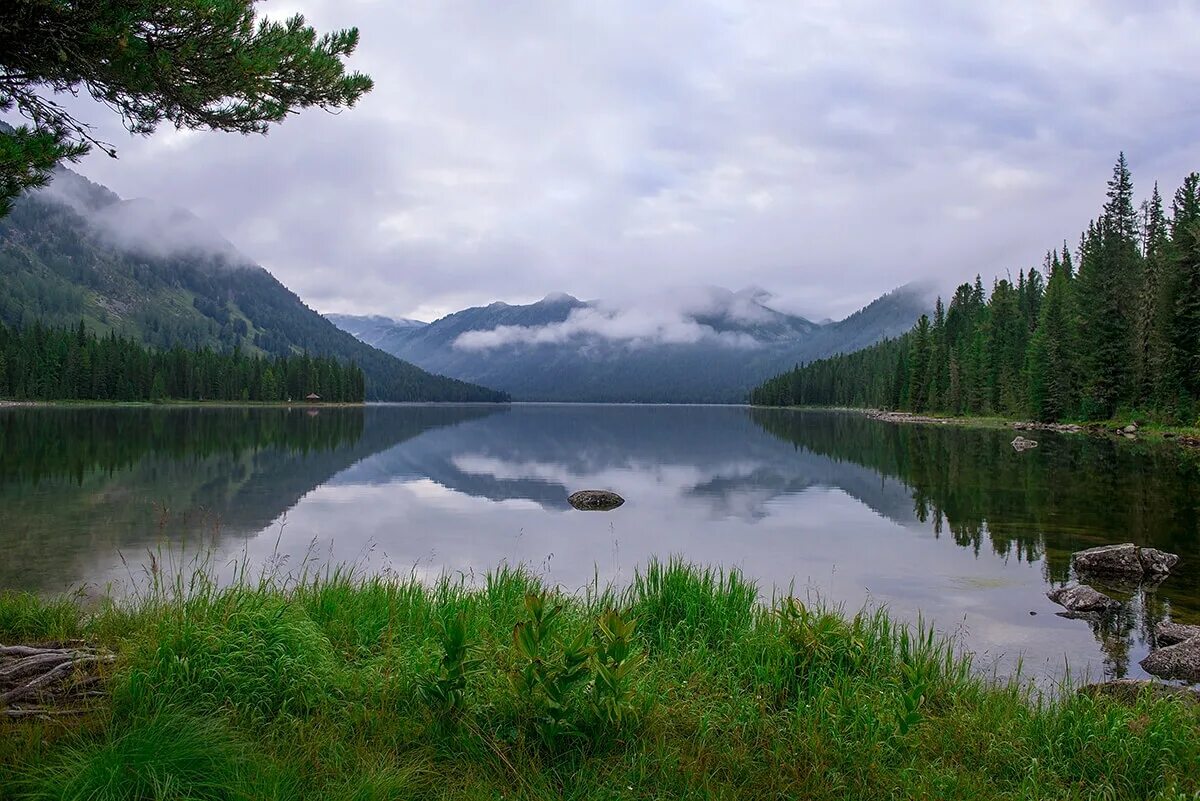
[1046,584,1120,614]
[1073,543,1143,576]
[567,489,625,511]
[1140,637,1200,683]
[1011,436,1038,452]
[1138,547,1180,575]
[1155,621,1200,646]
[1123,423,1139,434]
[1078,678,1200,704]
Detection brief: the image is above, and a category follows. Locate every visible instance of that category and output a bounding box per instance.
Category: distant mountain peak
[329,284,928,402]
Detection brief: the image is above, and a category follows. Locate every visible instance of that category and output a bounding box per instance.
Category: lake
[2,403,1198,686]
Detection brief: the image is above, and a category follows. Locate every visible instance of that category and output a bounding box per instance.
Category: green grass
[2,559,1198,800]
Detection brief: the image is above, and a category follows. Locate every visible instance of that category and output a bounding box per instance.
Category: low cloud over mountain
[331,284,931,402]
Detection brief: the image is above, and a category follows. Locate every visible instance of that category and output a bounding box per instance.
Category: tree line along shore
[0,320,366,403]
[753,155,1200,430]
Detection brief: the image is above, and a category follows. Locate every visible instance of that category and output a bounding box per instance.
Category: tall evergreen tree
[1133,183,1171,406]
[1171,173,1200,403]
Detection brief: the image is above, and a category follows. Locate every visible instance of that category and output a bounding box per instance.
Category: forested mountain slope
[0,168,507,402]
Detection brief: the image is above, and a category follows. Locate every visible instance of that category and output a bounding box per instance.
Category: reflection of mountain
[0,405,503,591]
[332,405,924,522]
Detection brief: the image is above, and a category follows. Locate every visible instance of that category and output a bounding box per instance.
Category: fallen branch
[0,645,74,658]
[1,642,115,713]
[0,659,79,705]
[3,707,89,718]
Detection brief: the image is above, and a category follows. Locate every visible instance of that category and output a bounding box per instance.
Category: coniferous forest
[0,320,365,402]
[751,155,1200,424]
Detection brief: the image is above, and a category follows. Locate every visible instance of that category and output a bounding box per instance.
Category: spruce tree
[0,1,373,214]
[1171,173,1200,403]
[906,315,931,411]
[1076,154,1141,417]
[1133,183,1171,406]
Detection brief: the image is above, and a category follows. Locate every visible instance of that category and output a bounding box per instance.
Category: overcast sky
[24,0,1200,322]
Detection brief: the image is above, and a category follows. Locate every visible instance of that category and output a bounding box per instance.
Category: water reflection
[2,404,1198,685]
[0,405,502,591]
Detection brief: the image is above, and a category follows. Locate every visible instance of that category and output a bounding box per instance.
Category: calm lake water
[3,404,1199,686]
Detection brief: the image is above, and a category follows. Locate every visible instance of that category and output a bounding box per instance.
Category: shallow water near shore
[2,403,1198,687]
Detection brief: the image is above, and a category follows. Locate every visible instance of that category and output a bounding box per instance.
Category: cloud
[14,0,1200,320]
[453,286,778,350]
[36,170,247,265]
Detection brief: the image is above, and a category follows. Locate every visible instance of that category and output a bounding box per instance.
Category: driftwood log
[1,643,114,718]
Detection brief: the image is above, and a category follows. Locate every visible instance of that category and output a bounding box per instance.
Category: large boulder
[1073,544,1143,576]
[1139,547,1180,575]
[1011,436,1038,452]
[1046,584,1120,615]
[567,490,625,511]
[1071,543,1180,577]
[1155,621,1200,647]
[1140,636,1200,683]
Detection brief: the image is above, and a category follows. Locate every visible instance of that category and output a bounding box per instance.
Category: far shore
[756,404,1200,447]
[0,399,366,409]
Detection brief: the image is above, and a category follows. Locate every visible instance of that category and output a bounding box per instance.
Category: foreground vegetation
[753,155,1200,427]
[2,561,1198,799]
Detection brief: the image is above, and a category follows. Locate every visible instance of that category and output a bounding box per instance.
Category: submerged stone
[1011,436,1038,452]
[1046,584,1120,614]
[568,490,625,511]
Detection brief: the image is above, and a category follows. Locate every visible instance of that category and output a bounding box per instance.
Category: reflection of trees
[0,405,504,591]
[0,406,367,484]
[749,409,1200,678]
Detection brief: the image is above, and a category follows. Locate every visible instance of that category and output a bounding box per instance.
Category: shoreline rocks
[1078,678,1200,704]
[1012,421,1084,433]
[864,410,953,425]
[1155,621,1200,647]
[1140,636,1200,683]
[567,490,625,511]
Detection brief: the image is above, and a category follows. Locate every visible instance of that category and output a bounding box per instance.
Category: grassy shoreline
[2,560,1197,799]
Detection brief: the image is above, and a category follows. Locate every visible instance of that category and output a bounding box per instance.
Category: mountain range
[328,285,929,403]
[0,166,507,402]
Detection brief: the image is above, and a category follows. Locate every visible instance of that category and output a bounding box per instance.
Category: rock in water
[1011,436,1038,452]
[1073,543,1143,576]
[1138,547,1180,575]
[568,490,625,511]
[1071,543,1179,577]
[1046,584,1120,614]
[1140,637,1200,683]
[1155,621,1200,646]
